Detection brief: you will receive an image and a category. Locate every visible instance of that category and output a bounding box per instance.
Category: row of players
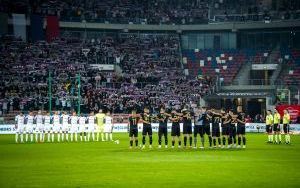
[15,110,113,143]
[128,106,247,149]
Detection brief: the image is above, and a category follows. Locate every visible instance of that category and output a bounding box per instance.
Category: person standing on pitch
[104,111,114,141]
[87,111,96,141]
[193,107,203,148]
[44,112,52,142]
[95,109,105,141]
[128,110,140,149]
[25,111,35,142]
[61,111,70,142]
[221,110,231,148]
[70,111,79,142]
[236,106,246,148]
[79,113,87,141]
[52,111,61,142]
[156,108,169,149]
[266,110,274,143]
[228,109,237,148]
[141,107,153,149]
[181,108,193,148]
[35,110,44,142]
[273,109,281,144]
[15,112,25,143]
[169,109,182,149]
[208,109,222,148]
[282,109,291,144]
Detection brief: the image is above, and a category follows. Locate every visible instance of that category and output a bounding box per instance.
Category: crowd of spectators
[0,33,213,116]
[1,0,300,25]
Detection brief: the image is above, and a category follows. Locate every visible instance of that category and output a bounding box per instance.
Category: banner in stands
[46,16,59,42]
[276,105,300,123]
[2,123,300,134]
[252,64,278,70]
[30,15,44,42]
[90,64,115,71]
[12,14,27,41]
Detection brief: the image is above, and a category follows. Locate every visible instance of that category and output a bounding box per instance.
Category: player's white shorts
[70,124,78,133]
[62,124,69,132]
[36,124,44,132]
[104,124,113,133]
[88,124,95,132]
[26,124,34,133]
[78,124,86,132]
[53,124,61,132]
[16,125,25,133]
[44,124,52,132]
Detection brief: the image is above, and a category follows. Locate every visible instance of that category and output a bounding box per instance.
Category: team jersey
[53,115,61,125]
[88,116,95,125]
[105,116,113,124]
[283,114,290,124]
[95,113,105,126]
[71,116,78,125]
[62,114,69,125]
[44,115,51,125]
[26,115,34,125]
[171,113,180,125]
[157,113,168,126]
[16,115,25,126]
[141,113,151,126]
[128,116,139,129]
[273,113,281,124]
[266,114,273,125]
[211,113,221,126]
[35,115,44,124]
[182,111,192,125]
[230,114,237,125]
[79,116,86,125]
[237,112,246,125]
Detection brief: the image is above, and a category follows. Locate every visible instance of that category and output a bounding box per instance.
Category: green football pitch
[0,133,299,188]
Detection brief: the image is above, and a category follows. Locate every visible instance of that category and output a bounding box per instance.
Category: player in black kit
[141,107,153,149]
[181,108,193,148]
[156,108,169,149]
[228,109,237,148]
[199,107,212,148]
[236,106,246,148]
[169,109,182,148]
[221,110,231,148]
[209,109,222,148]
[128,109,140,149]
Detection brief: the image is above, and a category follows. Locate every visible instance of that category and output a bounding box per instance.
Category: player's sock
[47,133,50,142]
[183,136,187,146]
[233,136,237,144]
[194,137,197,147]
[178,140,182,146]
[30,134,33,142]
[84,132,87,141]
[61,133,64,141]
[218,137,221,145]
[96,133,99,141]
[238,137,241,145]
[222,137,226,145]
[242,137,246,145]
[101,133,104,141]
[213,138,216,146]
[20,134,24,142]
[270,135,273,142]
[80,134,83,141]
[287,134,291,143]
[75,133,78,141]
[87,133,90,141]
[142,136,146,145]
[201,137,204,147]
[158,136,162,145]
[149,135,153,145]
[109,133,113,141]
[15,134,18,143]
[105,133,108,141]
[40,133,43,142]
[165,136,168,145]
[189,137,192,146]
[135,140,138,146]
[228,137,231,145]
[130,140,133,146]
[35,133,38,142]
[57,133,60,142]
[51,133,54,142]
[172,140,175,146]
[278,134,282,142]
[208,136,212,147]
[66,133,69,141]
[25,133,28,142]
[275,134,278,143]
[92,133,95,141]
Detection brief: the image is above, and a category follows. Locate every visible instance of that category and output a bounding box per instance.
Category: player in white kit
[104,111,114,141]
[25,111,35,142]
[15,112,25,143]
[52,111,61,142]
[70,111,79,142]
[35,110,44,142]
[79,114,87,141]
[43,112,52,142]
[88,112,96,141]
[61,111,70,142]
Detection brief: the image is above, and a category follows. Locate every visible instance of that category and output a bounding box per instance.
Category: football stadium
[0,0,300,187]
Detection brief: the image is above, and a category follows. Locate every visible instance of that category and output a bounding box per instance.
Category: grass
[0,133,299,188]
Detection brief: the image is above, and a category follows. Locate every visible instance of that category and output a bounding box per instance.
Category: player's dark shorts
[266,125,272,133]
[229,124,236,137]
[142,125,152,135]
[283,124,290,134]
[171,123,180,136]
[158,125,168,136]
[273,124,280,132]
[222,124,229,135]
[183,124,192,134]
[237,124,246,135]
[212,124,220,137]
[129,128,138,137]
[200,124,210,136]
[194,125,201,136]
